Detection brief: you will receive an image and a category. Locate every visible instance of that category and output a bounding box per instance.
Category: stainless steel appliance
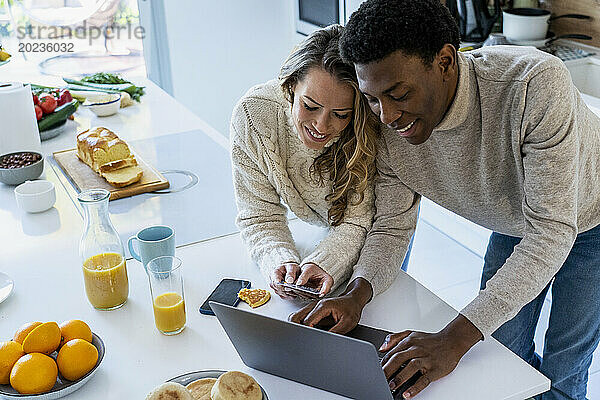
[294,0,345,36]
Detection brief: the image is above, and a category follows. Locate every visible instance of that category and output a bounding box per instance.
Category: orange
[22,321,61,355]
[10,353,58,394]
[0,341,25,385]
[59,320,92,347]
[56,339,98,381]
[13,321,42,344]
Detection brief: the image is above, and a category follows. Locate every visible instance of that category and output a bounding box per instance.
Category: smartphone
[199,278,251,315]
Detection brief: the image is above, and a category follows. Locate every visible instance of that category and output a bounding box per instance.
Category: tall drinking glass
[147,256,186,335]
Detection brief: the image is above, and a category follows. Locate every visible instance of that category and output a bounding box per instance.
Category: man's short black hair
[340,0,460,65]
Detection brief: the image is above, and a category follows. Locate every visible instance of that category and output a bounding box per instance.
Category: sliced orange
[22,321,61,355]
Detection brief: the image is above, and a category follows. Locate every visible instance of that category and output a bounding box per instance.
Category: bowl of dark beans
[0,151,44,185]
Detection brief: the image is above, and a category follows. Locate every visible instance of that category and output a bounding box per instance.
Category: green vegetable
[64,73,145,102]
[82,73,145,101]
[37,99,78,131]
[81,72,132,85]
[64,83,122,94]
[30,84,57,97]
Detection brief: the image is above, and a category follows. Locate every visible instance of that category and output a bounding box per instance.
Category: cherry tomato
[39,94,57,114]
[32,94,39,106]
[34,105,43,121]
[57,90,72,107]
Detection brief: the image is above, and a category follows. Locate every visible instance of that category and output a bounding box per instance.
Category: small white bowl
[83,93,121,117]
[14,180,56,213]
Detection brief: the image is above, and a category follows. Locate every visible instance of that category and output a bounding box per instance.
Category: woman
[230,25,379,299]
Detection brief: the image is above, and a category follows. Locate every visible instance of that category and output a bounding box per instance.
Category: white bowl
[14,180,56,213]
[83,93,121,117]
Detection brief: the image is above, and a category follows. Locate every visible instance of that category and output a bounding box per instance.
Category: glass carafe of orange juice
[78,188,128,310]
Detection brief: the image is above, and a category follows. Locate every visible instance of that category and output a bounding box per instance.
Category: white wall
[161,1,298,137]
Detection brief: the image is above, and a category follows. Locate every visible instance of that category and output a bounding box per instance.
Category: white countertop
[0,219,550,400]
[50,129,240,255]
[0,79,232,262]
[0,78,551,399]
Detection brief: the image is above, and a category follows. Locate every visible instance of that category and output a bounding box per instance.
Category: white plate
[0,333,105,400]
[167,370,269,399]
[0,272,13,304]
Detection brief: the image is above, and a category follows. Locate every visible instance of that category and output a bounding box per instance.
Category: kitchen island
[0,78,551,399]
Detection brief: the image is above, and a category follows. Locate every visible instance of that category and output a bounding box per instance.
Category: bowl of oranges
[0,320,104,399]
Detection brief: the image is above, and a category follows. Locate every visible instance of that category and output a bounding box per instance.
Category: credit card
[277,281,321,299]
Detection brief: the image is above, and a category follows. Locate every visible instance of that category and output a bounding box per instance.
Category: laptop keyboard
[313,322,418,398]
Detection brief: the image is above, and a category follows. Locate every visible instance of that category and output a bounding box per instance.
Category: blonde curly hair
[279,25,379,226]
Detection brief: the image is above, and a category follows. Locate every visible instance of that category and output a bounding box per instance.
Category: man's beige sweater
[350,46,600,338]
[230,80,378,292]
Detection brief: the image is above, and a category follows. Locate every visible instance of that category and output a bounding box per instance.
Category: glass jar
[78,188,128,310]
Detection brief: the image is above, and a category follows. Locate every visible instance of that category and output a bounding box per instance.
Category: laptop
[210,302,420,400]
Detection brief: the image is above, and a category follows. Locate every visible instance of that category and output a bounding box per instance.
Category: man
[290,0,600,399]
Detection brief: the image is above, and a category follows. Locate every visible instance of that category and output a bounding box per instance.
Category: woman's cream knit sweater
[230,80,384,293]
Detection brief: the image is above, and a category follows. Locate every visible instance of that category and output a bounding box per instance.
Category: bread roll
[145,382,194,400]
[210,371,262,400]
[186,378,216,400]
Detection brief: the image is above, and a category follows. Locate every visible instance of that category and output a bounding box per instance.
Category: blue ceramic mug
[128,225,175,270]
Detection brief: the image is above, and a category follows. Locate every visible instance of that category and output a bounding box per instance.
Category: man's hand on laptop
[379,314,483,398]
[288,277,373,334]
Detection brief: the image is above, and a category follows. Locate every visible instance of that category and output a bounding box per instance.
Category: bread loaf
[77,127,133,172]
[76,127,143,187]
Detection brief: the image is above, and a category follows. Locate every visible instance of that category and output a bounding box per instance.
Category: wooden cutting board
[53,148,169,200]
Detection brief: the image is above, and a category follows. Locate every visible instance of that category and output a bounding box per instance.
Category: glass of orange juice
[147,256,186,335]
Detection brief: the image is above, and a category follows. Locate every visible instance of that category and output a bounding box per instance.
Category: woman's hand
[270,262,334,299]
[270,262,301,299]
[379,315,483,398]
[288,277,373,333]
[295,263,334,297]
